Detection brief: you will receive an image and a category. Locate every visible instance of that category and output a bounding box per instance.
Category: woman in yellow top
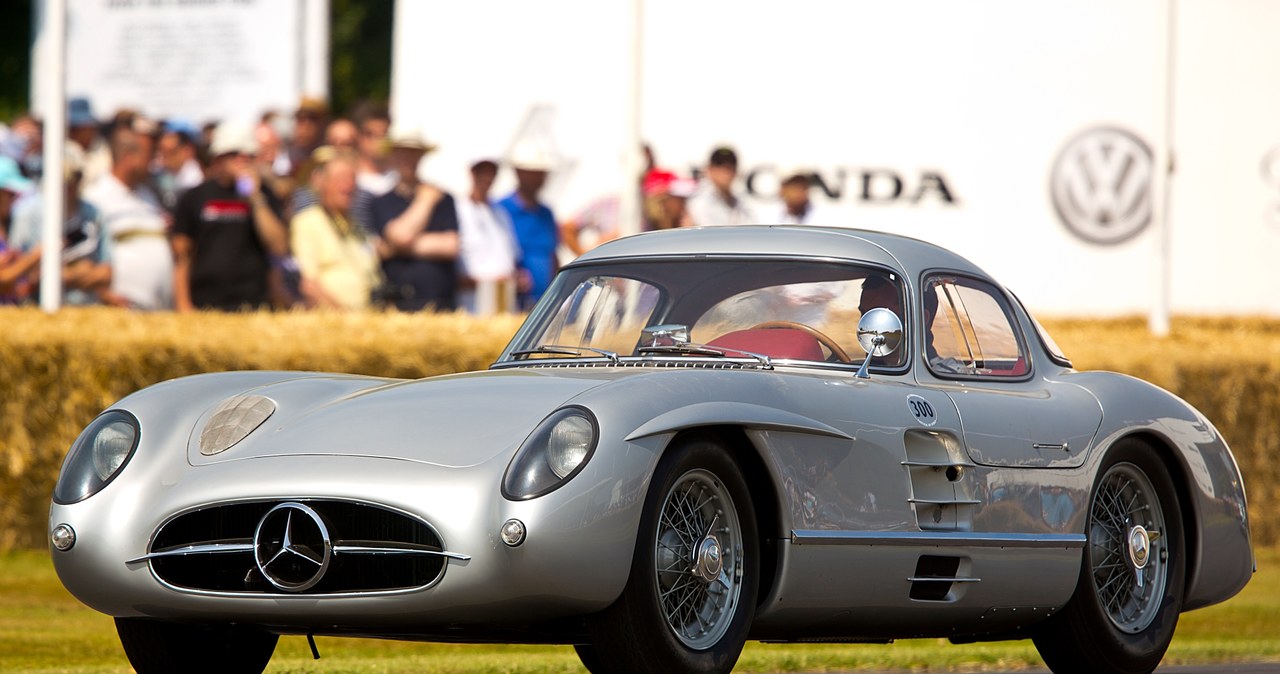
[290,151,382,310]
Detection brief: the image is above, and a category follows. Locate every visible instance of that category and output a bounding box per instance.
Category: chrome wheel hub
[693,535,723,582]
[1128,525,1150,570]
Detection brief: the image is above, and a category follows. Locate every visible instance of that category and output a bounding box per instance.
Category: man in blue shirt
[497,141,558,310]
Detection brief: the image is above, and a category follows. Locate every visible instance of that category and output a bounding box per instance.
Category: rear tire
[574,643,604,673]
[116,618,278,674]
[587,437,759,674]
[1032,439,1185,674]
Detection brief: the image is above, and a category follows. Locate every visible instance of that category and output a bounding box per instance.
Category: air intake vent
[907,555,980,602]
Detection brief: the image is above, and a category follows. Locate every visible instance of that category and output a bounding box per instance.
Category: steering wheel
[748,321,854,363]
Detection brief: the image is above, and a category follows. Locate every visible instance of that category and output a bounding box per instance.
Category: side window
[923,275,1028,378]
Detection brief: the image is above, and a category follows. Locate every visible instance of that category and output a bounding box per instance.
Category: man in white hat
[368,126,459,311]
[171,121,289,312]
[496,140,559,309]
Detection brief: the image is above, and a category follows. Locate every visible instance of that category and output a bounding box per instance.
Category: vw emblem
[1050,126,1154,245]
[253,502,332,592]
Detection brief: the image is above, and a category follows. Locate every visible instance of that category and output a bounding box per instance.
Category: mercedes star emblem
[253,502,332,592]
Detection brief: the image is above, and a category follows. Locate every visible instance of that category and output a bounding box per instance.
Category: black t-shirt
[173,180,282,310]
[370,190,459,311]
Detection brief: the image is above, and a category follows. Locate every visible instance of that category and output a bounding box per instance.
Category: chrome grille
[144,499,460,595]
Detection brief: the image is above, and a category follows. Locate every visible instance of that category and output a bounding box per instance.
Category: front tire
[116,618,278,674]
[587,437,759,674]
[1033,439,1185,674]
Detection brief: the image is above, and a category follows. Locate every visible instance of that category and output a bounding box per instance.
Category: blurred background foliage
[330,0,393,116]
[0,0,33,121]
[0,0,394,121]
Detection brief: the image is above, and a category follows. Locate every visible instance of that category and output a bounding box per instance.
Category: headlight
[502,407,599,500]
[53,410,140,504]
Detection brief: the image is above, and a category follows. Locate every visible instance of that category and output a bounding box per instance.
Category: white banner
[393,0,1280,317]
[59,0,302,125]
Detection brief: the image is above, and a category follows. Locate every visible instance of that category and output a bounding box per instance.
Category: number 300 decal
[906,394,937,426]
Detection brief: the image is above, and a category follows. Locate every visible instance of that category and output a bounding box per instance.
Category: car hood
[187,369,615,468]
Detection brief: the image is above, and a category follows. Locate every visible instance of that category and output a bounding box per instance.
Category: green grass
[2,548,1275,673]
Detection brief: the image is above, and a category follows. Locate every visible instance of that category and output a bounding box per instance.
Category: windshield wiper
[638,343,772,369]
[510,344,620,363]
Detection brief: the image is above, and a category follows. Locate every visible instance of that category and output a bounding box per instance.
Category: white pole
[39,0,67,314]
[1148,0,1175,337]
[302,0,331,101]
[617,0,643,237]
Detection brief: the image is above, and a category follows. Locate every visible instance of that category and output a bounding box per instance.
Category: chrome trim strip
[908,498,982,505]
[900,460,976,468]
[332,544,471,561]
[906,576,982,583]
[790,530,1087,548]
[127,541,255,564]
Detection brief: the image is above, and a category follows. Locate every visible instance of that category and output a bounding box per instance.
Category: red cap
[643,169,697,198]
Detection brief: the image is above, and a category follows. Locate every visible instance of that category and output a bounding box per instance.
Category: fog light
[500,519,526,547]
[51,524,76,551]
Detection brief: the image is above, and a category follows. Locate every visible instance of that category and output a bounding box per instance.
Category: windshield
[500,258,907,369]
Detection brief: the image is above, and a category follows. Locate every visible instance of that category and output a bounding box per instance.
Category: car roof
[569,225,990,282]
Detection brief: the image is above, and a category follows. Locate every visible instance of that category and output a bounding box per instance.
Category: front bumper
[50,448,656,630]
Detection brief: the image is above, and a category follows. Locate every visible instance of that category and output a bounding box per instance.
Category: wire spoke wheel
[586,438,757,673]
[653,468,744,650]
[1032,440,1185,674]
[1089,462,1167,634]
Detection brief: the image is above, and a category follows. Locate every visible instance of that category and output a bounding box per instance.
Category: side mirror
[855,308,903,379]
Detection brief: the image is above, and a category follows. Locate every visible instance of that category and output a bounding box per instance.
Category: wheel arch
[664,425,783,610]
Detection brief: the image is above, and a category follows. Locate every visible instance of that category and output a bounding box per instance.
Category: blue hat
[0,156,34,194]
[68,97,97,128]
[163,118,201,143]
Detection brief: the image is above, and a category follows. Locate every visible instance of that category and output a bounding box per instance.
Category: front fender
[624,401,852,442]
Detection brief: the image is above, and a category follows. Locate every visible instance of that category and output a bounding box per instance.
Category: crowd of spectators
[0,96,820,313]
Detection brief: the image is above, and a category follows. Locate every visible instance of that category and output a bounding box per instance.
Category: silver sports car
[50,226,1253,674]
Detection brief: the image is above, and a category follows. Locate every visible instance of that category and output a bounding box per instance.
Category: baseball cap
[643,169,697,198]
[208,121,260,157]
[163,119,201,144]
[0,156,34,194]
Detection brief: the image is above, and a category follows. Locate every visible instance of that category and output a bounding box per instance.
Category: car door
[914,274,1102,469]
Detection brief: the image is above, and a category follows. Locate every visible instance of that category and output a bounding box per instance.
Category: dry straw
[1,308,1273,549]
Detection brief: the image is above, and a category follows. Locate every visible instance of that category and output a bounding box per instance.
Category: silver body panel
[51,226,1252,642]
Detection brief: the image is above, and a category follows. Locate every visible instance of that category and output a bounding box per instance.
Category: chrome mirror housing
[855,308,903,379]
[641,324,690,348]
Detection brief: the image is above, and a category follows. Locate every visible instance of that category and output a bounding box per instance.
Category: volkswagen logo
[253,502,332,592]
[1050,126,1154,245]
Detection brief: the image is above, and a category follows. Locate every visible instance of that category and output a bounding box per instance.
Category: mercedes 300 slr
[50,226,1253,674]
